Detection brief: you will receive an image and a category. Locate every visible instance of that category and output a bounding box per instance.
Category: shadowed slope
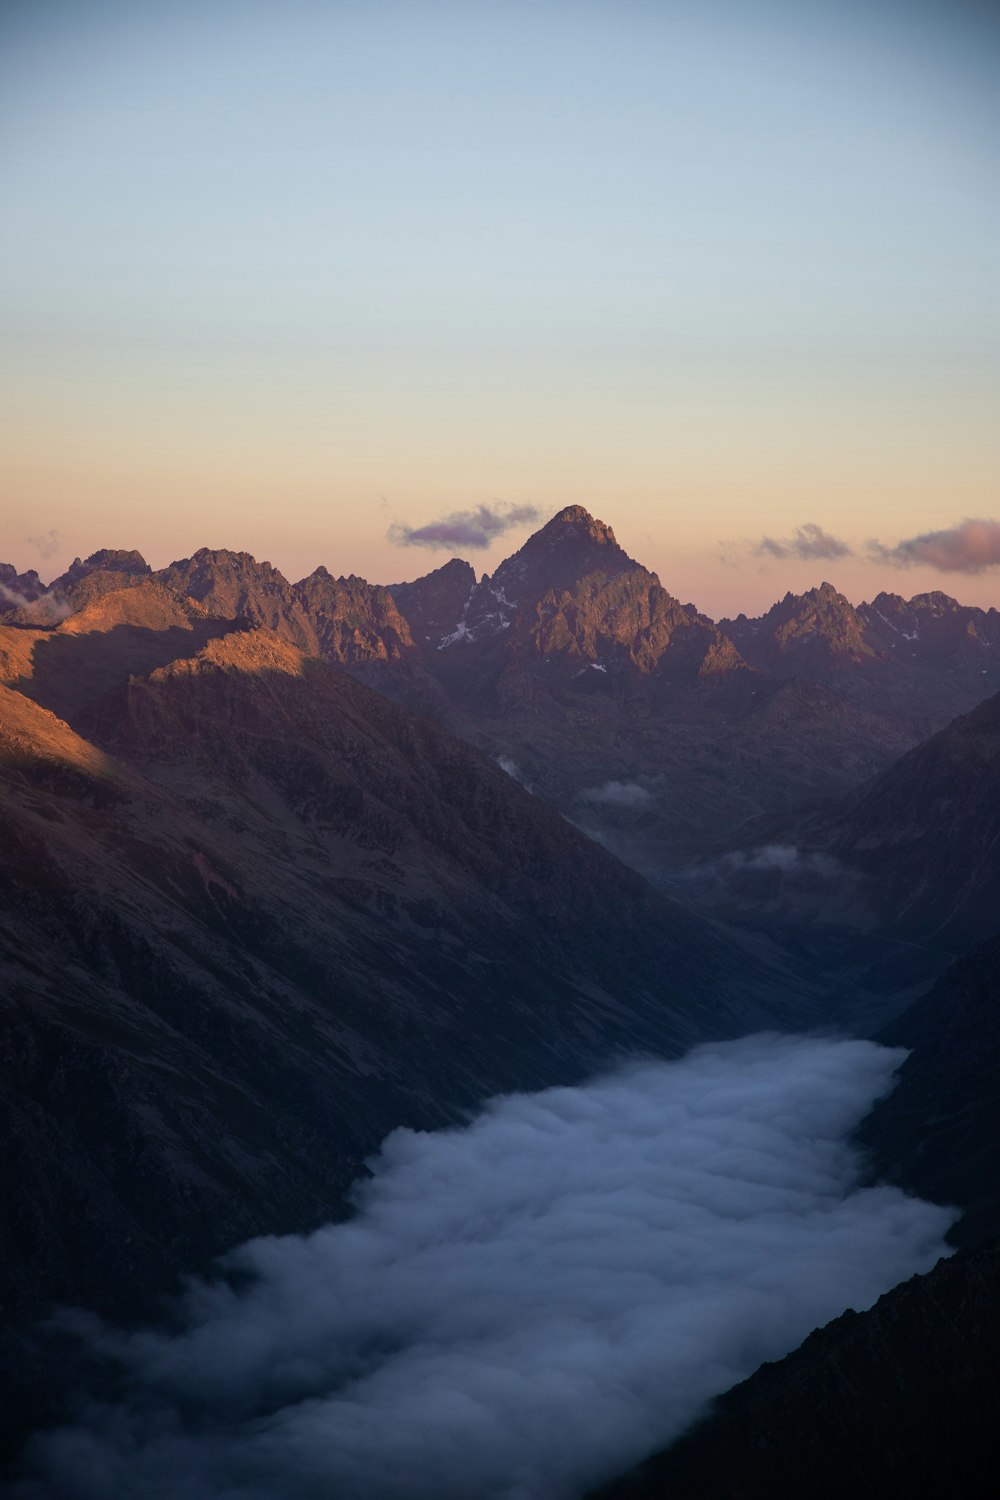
[0,615,800,1456]
[593,1244,1000,1500]
[858,931,1000,1249]
[0,582,242,724]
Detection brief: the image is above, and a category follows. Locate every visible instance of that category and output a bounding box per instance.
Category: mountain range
[2,507,999,1491]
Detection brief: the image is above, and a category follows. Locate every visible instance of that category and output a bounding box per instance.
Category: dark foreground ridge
[593,1242,1000,1500]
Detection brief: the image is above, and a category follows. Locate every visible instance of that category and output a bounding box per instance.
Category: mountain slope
[0,599,800,1453]
[778,685,1000,951]
[593,1244,1000,1500]
[857,932,1000,1249]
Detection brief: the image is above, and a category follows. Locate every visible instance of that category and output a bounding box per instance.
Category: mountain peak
[48,549,151,594]
[83,548,150,575]
[390,558,478,647]
[449,506,642,643]
[494,506,636,589]
[540,505,619,548]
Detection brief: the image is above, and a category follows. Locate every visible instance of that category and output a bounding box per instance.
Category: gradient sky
[1,0,998,615]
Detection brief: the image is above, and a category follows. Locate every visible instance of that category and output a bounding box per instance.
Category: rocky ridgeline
[5,508,1000,694]
[5,508,1000,866]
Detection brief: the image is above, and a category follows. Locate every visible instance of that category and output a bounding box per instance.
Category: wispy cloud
[581,780,651,807]
[20,1036,952,1500]
[755,523,853,562]
[26,527,63,560]
[389,502,542,551]
[868,518,1000,574]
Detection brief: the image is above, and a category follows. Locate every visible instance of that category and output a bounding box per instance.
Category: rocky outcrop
[723,582,875,674]
[0,565,45,606]
[294,567,416,662]
[861,589,1000,681]
[390,557,478,647]
[157,547,317,648]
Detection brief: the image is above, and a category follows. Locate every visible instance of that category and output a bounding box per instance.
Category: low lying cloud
[495,754,533,791]
[868,518,1000,574]
[755,523,853,562]
[580,780,651,807]
[723,843,840,877]
[389,503,542,551]
[681,844,843,895]
[0,583,73,625]
[17,1035,953,1500]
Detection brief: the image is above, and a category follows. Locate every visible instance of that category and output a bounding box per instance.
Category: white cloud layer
[15,1035,954,1500]
[580,780,651,807]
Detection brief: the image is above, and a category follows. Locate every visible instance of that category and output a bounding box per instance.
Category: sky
[15,1035,953,1500]
[1,0,998,616]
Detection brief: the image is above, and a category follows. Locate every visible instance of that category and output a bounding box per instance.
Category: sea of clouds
[12,1034,955,1500]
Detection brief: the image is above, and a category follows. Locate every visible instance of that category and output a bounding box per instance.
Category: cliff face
[390,557,478,647]
[722,581,876,673]
[593,1243,1000,1500]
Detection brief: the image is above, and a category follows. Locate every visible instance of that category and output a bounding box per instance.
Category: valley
[2,508,998,1495]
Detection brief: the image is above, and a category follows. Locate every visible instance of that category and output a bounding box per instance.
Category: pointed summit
[538,505,620,548]
[390,557,477,646]
[486,506,637,608]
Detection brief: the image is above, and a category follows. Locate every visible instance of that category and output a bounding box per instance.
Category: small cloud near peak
[389,503,542,551]
[755,523,853,562]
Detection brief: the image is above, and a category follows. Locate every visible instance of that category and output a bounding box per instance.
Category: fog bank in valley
[14,1035,955,1500]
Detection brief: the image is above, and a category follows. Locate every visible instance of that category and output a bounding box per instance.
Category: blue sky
[1,0,997,611]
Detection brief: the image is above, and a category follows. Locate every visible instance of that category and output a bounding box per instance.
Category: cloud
[389,503,543,551]
[26,527,63,560]
[494,754,533,791]
[724,844,840,876]
[680,845,844,896]
[580,780,651,807]
[868,518,1000,574]
[0,583,73,624]
[755,523,853,562]
[16,1035,953,1500]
